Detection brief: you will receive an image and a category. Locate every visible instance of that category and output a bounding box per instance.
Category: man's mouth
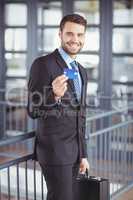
[68,43,79,47]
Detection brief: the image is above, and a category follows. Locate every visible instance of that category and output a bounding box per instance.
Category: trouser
[41,162,79,200]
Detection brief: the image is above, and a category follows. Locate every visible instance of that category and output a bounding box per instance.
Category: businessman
[27,14,89,200]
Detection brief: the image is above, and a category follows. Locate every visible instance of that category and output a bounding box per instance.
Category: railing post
[27,0,38,132]
[0,0,6,139]
[99,0,113,110]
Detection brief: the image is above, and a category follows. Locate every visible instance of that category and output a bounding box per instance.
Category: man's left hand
[79,158,90,174]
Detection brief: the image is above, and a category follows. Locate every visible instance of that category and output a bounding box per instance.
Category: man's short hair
[59,14,87,31]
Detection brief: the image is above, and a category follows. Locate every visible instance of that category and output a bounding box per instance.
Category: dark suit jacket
[27,49,88,166]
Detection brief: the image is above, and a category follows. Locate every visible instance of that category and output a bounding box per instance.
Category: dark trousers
[41,162,79,200]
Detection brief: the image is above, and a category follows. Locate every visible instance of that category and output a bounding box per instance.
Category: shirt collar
[58,47,76,66]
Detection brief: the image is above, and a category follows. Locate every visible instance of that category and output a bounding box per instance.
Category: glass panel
[6,79,27,133]
[38,2,62,25]
[113,28,133,53]
[113,0,133,25]
[87,82,98,95]
[86,82,98,109]
[112,84,133,106]
[5,28,27,51]
[76,54,99,79]
[5,4,27,26]
[82,28,99,51]
[6,79,27,102]
[74,0,99,24]
[5,53,26,77]
[113,56,133,82]
[38,28,60,52]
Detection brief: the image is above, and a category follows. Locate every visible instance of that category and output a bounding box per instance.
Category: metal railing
[0,88,27,137]
[0,97,133,199]
[6,102,27,134]
[0,132,48,200]
[0,155,47,200]
[86,105,133,199]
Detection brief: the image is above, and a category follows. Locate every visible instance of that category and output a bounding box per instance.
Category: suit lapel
[78,63,87,105]
[78,63,85,86]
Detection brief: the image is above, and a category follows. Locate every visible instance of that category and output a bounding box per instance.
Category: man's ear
[59,30,61,38]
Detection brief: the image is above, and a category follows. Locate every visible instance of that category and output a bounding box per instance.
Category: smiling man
[27,14,90,200]
[59,21,85,56]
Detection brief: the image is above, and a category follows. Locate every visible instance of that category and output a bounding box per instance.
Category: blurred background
[0,0,133,200]
[0,0,133,135]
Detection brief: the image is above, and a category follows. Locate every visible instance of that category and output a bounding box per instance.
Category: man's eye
[78,34,83,37]
[67,32,73,36]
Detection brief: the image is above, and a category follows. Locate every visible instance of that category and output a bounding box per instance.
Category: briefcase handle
[85,168,89,177]
[79,169,102,181]
[78,169,89,179]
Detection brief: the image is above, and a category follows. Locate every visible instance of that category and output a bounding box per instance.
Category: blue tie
[70,61,81,101]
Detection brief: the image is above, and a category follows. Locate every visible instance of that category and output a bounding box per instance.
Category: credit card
[64,68,78,80]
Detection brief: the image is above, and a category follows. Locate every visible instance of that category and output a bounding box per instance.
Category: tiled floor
[117,188,133,200]
[0,139,33,164]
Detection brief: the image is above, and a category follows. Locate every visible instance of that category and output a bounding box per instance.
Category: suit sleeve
[81,68,88,158]
[80,108,88,158]
[27,58,57,119]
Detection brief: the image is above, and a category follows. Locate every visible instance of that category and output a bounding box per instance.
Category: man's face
[59,21,86,58]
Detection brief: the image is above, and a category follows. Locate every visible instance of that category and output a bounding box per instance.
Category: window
[114,0,133,25]
[113,28,133,53]
[5,28,27,51]
[37,1,62,53]
[38,28,60,52]
[113,0,133,103]
[5,53,26,77]
[38,2,62,25]
[74,0,100,97]
[5,3,27,78]
[5,4,27,26]
[4,3,28,134]
[74,0,100,24]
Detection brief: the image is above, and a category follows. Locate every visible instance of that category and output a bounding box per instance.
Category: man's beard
[61,42,83,55]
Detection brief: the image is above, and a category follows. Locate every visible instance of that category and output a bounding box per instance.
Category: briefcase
[74,172,110,200]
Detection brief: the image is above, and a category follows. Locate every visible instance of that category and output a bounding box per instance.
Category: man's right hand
[52,75,68,100]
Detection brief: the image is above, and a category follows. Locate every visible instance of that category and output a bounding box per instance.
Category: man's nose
[71,34,78,42]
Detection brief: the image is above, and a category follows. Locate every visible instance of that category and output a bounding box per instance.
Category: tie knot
[70,61,78,71]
